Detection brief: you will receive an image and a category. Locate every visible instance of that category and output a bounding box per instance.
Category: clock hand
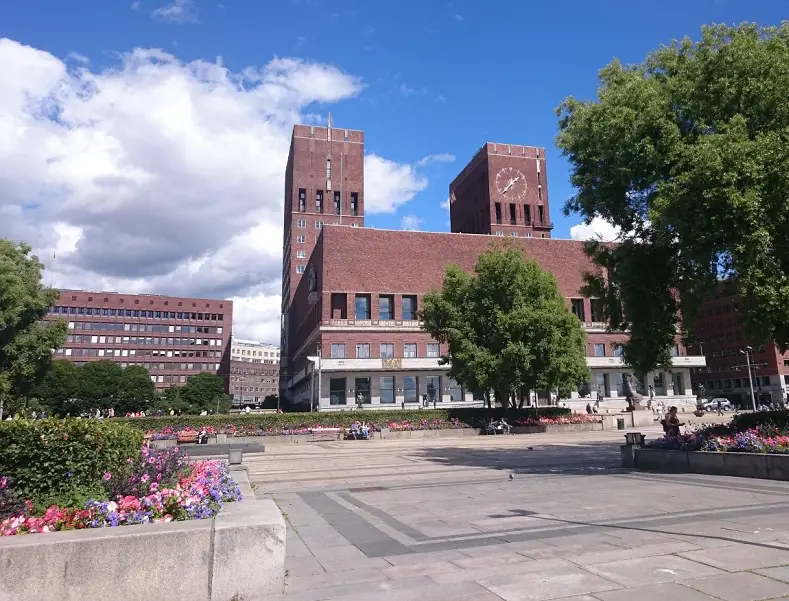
[502,178,515,193]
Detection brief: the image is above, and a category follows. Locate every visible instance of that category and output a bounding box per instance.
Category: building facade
[230,339,280,404]
[45,290,232,391]
[279,127,705,411]
[280,120,365,391]
[450,143,553,238]
[689,284,789,407]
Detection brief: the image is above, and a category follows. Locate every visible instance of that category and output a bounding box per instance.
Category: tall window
[326,158,331,180]
[593,343,606,357]
[351,192,359,215]
[298,189,306,212]
[329,378,346,405]
[538,205,545,224]
[379,295,393,320]
[426,375,441,403]
[612,344,624,357]
[356,343,370,359]
[404,343,417,358]
[402,295,417,320]
[403,376,418,403]
[295,265,305,274]
[524,205,531,224]
[570,299,585,321]
[334,191,341,215]
[380,343,394,358]
[590,298,605,322]
[380,376,394,404]
[330,343,346,359]
[355,294,371,319]
[427,343,440,358]
[355,377,371,404]
[509,203,517,225]
[494,202,502,224]
[316,190,324,213]
[449,379,464,402]
[296,250,306,259]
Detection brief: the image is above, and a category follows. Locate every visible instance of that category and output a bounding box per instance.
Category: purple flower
[103,472,112,481]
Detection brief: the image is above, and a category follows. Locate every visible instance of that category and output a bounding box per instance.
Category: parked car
[703,398,732,412]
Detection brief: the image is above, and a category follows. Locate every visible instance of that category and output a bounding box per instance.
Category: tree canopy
[0,240,67,409]
[178,373,231,414]
[420,248,589,408]
[556,23,789,374]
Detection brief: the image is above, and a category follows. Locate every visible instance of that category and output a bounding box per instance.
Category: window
[404,343,417,358]
[380,343,394,358]
[296,250,306,259]
[354,377,371,404]
[330,343,346,359]
[351,192,359,215]
[326,159,331,180]
[670,344,680,357]
[315,221,324,229]
[296,235,305,243]
[612,344,624,357]
[403,376,418,403]
[296,219,306,228]
[495,231,504,236]
[590,298,605,323]
[538,205,545,224]
[334,191,341,215]
[298,189,306,212]
[351,222,360,227]
[379,295,393,320]
[379,376,394,404]
[316,190,323,213]
[355,294,371,319]
[524,205,531,224]
[427,343,440,358]
[296,265,305,274]
[509,203,516,225]
[593,343,606,357]
[570,299,585,321]
[510,232,518,237]
[449,379,464,402]
[402,295,417,320]
[330,293,347,319]
[356,343,370,359]
[494,202,502,224]
[330,378,347,405]
[426,376,441,403]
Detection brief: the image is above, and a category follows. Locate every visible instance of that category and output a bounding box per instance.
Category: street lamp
[740,346,757,412]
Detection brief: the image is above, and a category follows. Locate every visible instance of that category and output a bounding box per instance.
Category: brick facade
[44,290,232,392]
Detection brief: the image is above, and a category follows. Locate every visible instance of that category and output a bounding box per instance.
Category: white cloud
[453,13,464,21]
[152,0,197,22]
[363,155,428,214]
[569,217,621,242]
[440,197,450,210]
[415,153,455,167]
[400,214,423,231]
[399,83,416,96]
[0,38,404,344]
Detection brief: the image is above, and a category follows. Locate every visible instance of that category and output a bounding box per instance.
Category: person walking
[717,398,723,416]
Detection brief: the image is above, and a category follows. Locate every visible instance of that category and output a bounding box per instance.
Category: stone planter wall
[631,448,789,482]
[0,471,286,601]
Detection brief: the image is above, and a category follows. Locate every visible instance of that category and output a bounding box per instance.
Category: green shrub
[0,418,143,502]
[119,407,571,433]
[732,410,789,431]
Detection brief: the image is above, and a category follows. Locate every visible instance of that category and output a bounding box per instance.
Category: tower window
[351,192,359,216]
[538,205,545,224]
[298,189,306,212]
[316,190,323,213]
[494,202,502,224]
[326,159,331,180]
[509,203,516,225]
[334,191,341,215]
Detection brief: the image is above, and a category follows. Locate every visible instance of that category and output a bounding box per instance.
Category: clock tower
[448,142,553,239]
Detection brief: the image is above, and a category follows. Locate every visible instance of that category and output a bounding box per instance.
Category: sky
[0,0,784,344]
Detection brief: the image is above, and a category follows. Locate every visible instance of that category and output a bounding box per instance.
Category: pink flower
[141,474,150,483]
[103,472,112,481]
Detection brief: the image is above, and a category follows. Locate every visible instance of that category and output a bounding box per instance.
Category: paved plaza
[250,427,789,600]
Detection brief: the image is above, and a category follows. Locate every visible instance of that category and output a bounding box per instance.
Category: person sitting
[664,406,683,437]
[349,421,361,440]
[586,403,592,414]
[499,417,511,435]
[486,419,498,435]
[360,422,370,440]
[197,428,209,445]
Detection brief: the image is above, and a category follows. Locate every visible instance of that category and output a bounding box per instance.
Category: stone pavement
[250,428,789,600]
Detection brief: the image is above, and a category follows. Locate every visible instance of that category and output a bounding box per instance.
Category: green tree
[32,359,81,416]
[78,360,123,411]
[556,23,789,374]
[115,365,156,415]
[262,394,279,409]
[420,248,589,408]
[179,373,230,414]
[0,240,67,416]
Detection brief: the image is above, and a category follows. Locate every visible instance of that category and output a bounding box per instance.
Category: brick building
[688,283,789,407]
[278,126,705,411]
[45,290,232,392]
[230,339,280,405]
[280,118,365,385]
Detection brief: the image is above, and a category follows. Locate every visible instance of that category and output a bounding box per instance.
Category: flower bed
[513,415,602,426]
[0,446,241,536]
[647,418,789,455]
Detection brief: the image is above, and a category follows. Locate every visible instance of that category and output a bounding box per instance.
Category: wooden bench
[177,432,199,444]
[309,427,342,442]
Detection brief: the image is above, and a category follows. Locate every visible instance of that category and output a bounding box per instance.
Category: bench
[309,427,342,442]
[177,432,199,444]
[345,428,373,440]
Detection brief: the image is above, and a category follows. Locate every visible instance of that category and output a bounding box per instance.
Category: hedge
[732,410,789,431]
[119,407,571,433]
[0,418,143,502]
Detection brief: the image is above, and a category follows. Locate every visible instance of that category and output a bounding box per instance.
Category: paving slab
[476,566,622,601]
[584,554,724,587]
[755,565,789,583]
[681,571,789,601]
[285,568,388,593]
[284,556,325,578]
[679,543,789,571]
[594,581,719,601]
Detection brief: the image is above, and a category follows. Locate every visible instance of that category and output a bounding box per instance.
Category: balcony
[324,319,422,331]
[587,356,707,369]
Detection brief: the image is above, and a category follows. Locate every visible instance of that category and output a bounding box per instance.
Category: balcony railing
[328,319,421,328]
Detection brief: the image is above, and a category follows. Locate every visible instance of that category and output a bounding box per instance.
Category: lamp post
[740,346,757,412]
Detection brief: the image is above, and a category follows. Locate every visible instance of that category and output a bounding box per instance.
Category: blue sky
[0,0,784,341]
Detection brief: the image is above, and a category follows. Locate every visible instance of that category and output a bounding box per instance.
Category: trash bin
[616,417,625,430]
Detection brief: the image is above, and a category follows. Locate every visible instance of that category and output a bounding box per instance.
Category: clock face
[495,167,527,201]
